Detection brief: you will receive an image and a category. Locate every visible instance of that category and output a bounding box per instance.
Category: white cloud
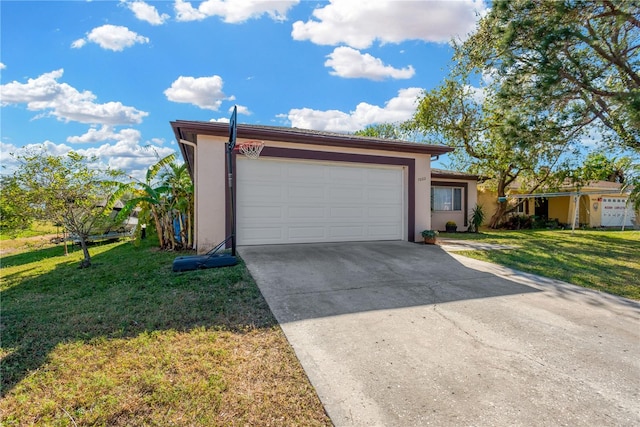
[174,0,299,23]
[0,62,6,70]
[0,141,73,175]
[66,125,141,145]
[65,126,176,179]
[0,69,149,125]
[71,38,87,49]
[232,104,251,115]
[325,46,415,80]
[164,75,230,110]
[124,0,169,25]
[0,141,21,172]
[292,0,487,48]
[284,87,423,132]
[74,25,149,51]
[0,136,176,181]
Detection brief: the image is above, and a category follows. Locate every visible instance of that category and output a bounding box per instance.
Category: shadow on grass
[468,239,640,301]
[0,239,276,397]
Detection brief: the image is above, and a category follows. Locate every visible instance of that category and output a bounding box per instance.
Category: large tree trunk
[489,179,508,229]
[78,236,92,268]
[489,202,508,229]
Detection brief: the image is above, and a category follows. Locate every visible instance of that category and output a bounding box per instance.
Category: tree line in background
[360,0,639,227]
[0,150,193,268]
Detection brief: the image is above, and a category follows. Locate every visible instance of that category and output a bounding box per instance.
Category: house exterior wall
[431,178,478,231]
[415,155,432,239]
[477,187,497,226]
[190,135,435,252]
[194,135,227,252]
[548,197,571,223]
[479,181,638,229]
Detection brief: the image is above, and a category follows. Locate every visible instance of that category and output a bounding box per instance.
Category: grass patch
[440,229,640,300]
[1,238,330,426]
[0,221,58,240]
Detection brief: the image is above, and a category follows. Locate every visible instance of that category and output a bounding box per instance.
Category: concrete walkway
[239,241,640,426]
[437,238,518,252]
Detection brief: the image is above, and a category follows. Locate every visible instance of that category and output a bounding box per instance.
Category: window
[431,187,462,211]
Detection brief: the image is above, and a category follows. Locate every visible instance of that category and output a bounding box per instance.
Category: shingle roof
[431,168,479,180]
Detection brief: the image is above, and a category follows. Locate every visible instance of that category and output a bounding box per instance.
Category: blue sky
[1,0,488,179]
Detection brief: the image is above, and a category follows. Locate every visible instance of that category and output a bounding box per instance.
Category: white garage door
[236,158,405,245]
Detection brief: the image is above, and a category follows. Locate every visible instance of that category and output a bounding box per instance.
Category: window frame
[431,186,463,212]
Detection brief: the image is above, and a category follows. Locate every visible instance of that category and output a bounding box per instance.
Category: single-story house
[478,180,638,228]
[430,169,478,232]
[172,121,479,252]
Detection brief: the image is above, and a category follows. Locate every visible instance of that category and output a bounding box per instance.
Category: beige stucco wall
[190,136,434,252]
[194,135,227,253]
[431,178,478,232]
[415,154,432,241]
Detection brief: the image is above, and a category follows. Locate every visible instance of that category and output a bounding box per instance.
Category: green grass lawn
[0,238,331,426]
[439,229,640,300]
[0,221,58,240]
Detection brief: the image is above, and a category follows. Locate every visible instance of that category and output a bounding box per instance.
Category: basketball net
[237,141,264,159]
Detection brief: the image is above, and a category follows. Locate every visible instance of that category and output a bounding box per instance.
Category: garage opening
[236,158,405,245]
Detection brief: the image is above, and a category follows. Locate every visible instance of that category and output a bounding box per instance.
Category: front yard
[0,238,331,426]
[438,229,640,300]
[2,228,637,425]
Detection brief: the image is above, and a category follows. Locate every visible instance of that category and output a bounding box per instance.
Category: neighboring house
[478,180,637,228]
[431,169,478,232]
[172,120,461,252]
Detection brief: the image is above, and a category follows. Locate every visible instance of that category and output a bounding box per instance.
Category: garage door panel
[367,168,402,184]
[367,187,402,203]
[237,226,283,242]
[329,225,365,238]
[288,206,326,219]
[239,205,283,220]
[242,183,284,201]
[245,161,285,180]
[288,227,326,240]
[237,158,404,245]
[329,166,366,183]
[288,184,325,199]
[368,206,402,218]
[369,224,402,238]
[329,186,364,201]
[288,163,324,180]
[330,207,364,218]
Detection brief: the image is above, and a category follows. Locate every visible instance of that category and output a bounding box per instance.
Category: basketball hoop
[237,141,264,159]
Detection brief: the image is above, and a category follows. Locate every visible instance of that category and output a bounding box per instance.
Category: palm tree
[113,153,194,250]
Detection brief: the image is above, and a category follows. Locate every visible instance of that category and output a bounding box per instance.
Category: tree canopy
[5,150,122,267]
[483,0,639,152]
[408,0,639,226]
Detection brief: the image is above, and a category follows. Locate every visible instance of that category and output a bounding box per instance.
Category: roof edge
[171,120,453,156]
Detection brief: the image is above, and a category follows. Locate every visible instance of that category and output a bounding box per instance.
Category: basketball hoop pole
[228,106,237,257]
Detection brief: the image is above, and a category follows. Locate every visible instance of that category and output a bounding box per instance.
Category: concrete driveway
[239,241,640,426]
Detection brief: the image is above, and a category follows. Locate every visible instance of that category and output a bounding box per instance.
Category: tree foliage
[5,150,122,267]
[0,176,33,233]
[114,154,193,250]
[410,0,639,226]
[411,40,580,227]
[566,152,632,187]
[486,0,640,151]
